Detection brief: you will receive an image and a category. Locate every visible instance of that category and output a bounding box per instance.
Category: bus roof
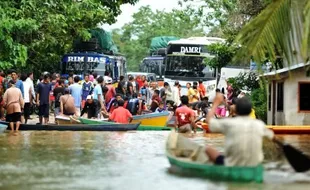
[168,37,225,46]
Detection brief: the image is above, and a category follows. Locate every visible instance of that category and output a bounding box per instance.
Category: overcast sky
[103,0,180,31]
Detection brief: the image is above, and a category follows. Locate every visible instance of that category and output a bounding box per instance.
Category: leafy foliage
[235,0,310,65]
[228,72,267,122]
[0,0,138,75]
[204,43,239,70]
[179,0,271,37]
[112,6,204,71]
[227,72,260,92]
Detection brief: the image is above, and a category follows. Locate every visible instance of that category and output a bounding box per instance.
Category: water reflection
[0,131,309,190]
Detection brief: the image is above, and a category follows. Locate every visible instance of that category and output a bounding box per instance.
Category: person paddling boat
[205,94,274,166]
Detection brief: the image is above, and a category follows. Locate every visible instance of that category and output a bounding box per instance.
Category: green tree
[179,0,271,37]
[204,43,239,73]
[112,6,205,71]
[0,0,138,75]
[227,72,267,122]
[235,0,310,65]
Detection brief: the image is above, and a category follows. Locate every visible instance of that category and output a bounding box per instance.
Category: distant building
[262,62,310,125]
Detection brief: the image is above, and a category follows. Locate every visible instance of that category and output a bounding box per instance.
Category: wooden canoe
[0,121,140,131]
[55,116,81,125]
[198,122,310,134]
[166,130,264,182]
[78,117,174,131]
[131,112,171,128]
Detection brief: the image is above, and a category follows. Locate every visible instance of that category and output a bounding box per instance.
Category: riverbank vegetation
[0,0,138,75]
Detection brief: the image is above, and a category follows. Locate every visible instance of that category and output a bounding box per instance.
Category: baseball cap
[86,95,92,100]
[105,78,112,84]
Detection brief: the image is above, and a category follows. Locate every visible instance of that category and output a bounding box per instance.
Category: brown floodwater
[0,131,309,190]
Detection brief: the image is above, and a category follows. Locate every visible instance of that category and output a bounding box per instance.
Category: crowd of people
[0,69,255,134]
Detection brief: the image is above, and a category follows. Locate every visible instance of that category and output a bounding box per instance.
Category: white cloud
[102,0,180,31]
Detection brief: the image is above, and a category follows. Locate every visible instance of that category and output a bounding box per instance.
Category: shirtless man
[3,80,24,133]
[60,89,76,116]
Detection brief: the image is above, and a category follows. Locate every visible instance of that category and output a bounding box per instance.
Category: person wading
[3,80,24,133]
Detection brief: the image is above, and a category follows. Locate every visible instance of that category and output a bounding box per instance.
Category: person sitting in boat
[109,100,133,124]
[126,97,146,115]
[155,101,166,113]
[59,88,76,116]
[175,95,198,133]
[80,95,101,119]
[106,94,123,113]
[150,89,161,112]
[205,94,274,166]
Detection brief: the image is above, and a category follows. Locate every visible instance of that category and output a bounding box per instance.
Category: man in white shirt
[205,94,274,166]
[26,72,35,102]
[171,81,181,107]
[21,74,32,123]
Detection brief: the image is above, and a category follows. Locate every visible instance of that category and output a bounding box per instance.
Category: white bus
[164,37,225,96]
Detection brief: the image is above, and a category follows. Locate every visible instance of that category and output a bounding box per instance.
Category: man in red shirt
[109,100,133,124]
[175,95,198,133]
[198,80,206,98]
[105,78,116,104]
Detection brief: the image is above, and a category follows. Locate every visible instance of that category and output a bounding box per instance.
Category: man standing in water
[37,73,52,124]
[3,80,24,133]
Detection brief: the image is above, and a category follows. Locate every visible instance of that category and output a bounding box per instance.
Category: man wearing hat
[81,95,101,119]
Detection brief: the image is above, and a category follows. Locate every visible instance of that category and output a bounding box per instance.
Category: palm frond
[235,0,306,67]
[302,0,310,61]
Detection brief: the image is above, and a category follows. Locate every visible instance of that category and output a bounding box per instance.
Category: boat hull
[199,123,310,134]
[79,113,173,130]
[0,121,139,131]
[131,112,170,127]
[166,130,263,182]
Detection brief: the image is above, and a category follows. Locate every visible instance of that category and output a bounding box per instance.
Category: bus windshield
[140,57,164,77]
[165,56,207,77]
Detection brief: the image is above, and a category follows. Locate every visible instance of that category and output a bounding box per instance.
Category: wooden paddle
[273,138,310,172]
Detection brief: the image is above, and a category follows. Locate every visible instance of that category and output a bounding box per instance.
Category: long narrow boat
[55,116,81,125]
[131,112,172,130]
[166,130,264,182]
[0,121,140,131]
[197,122,310,134]
[79,112,173,130]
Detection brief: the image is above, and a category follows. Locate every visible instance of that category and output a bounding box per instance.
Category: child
[155,101,166,113]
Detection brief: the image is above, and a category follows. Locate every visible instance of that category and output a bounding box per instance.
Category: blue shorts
[215,155,225,165]
[39,104,49,118]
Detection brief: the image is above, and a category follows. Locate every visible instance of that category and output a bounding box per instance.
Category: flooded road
[0,131,309,190]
